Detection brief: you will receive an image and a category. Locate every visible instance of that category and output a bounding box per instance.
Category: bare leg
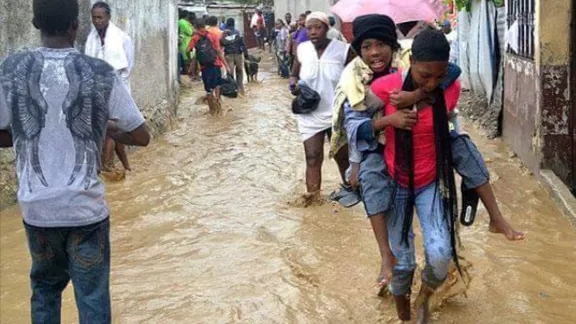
[333,143,351,185]
[115,143,131,171]
[101,135,115,172]
[303,131,326,195]
[369,213,395,287]
[214,86,222,116]
[206,93,217,116]
[189,57,199,80]
[475,183,524,240]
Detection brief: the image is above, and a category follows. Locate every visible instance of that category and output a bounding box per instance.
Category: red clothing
[371,72,461,189]
[187,30,224,68]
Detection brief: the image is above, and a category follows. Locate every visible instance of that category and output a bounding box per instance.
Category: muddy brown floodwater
[2,57,576,323]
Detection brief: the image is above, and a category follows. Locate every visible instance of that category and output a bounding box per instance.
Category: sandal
[330,184,361,208]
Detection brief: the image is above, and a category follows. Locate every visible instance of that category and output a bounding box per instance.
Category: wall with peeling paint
[502,58,542,173]
[503,0,574,187]
[0,0,179,208]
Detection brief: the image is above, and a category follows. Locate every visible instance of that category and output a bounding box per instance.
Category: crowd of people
[0,1,526,323]
[177,9,351,115]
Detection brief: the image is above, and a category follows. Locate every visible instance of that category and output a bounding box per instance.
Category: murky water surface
[2,58,576,323]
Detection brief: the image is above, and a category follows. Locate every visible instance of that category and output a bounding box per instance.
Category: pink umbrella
[330,0,444,24]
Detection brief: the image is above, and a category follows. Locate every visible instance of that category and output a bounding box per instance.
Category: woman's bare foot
[489,218,524,241]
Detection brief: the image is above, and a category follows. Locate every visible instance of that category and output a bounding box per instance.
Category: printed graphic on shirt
[1,51,115,191]
[63,53,115,189]
[1,52,49,191]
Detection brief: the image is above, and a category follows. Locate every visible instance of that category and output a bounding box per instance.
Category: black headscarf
[395,29,461,274]
[351,14,400,54]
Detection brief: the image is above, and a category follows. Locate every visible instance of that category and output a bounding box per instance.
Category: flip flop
[329,184,352,201]
[330,184,361,208]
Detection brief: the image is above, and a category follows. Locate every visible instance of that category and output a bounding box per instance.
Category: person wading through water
[251,9,267,51]
[366,29,521,323]
[187,18,231,116]
[0,0,150,321]
[334,15,523,310]
[86,1,135,174]
[178,10,194,77]
[289,11,358,206]
[221,17,249,96]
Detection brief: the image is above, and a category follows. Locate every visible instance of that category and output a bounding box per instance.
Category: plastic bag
[291,84,320,114]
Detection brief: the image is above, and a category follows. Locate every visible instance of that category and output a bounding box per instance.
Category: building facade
[502,0,575,189]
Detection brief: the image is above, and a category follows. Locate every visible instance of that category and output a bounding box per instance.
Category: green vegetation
[448,0,504,12]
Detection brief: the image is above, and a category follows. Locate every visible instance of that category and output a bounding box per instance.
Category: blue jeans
[388,183,452,296]
[24,218,111,324]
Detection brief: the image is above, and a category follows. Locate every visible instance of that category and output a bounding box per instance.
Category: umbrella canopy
[330,0,443,24]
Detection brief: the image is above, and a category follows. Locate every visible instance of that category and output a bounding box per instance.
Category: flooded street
[2,58,576,323]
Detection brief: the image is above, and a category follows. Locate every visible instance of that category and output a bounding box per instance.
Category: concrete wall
[82,0,180,134]
[1,0,179,131]
[502,0,574,186]
[502,57,542,173]
[0,0,179,208]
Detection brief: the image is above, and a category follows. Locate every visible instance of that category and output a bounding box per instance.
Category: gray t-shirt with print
[0,47,144,227]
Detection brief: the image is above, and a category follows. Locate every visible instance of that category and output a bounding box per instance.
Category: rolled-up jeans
[387,183,453,296]
[24,218,111,324]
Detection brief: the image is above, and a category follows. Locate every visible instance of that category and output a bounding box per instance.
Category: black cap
[351,14,399,54]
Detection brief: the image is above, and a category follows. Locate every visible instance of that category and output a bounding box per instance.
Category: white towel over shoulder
[85,22,134,85]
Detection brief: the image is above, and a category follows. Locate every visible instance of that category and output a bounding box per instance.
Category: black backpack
[195,34,217,66]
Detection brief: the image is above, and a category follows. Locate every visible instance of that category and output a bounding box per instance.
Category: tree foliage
[447,0,504,12]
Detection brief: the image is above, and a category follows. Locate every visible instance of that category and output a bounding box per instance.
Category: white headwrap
[306,12,329,26]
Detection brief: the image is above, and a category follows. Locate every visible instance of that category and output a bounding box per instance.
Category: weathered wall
[0,0,179,209]
[502,57,541,173]
[81,0,180,134]
[537,0,573,183]
[502,0,573,186]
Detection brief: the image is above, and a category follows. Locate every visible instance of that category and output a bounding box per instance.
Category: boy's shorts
[358,146,396,217]
[451,133,490,190]
[201,66,222,93]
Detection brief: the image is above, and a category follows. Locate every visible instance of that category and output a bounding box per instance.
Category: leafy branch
[446,0,504,12]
